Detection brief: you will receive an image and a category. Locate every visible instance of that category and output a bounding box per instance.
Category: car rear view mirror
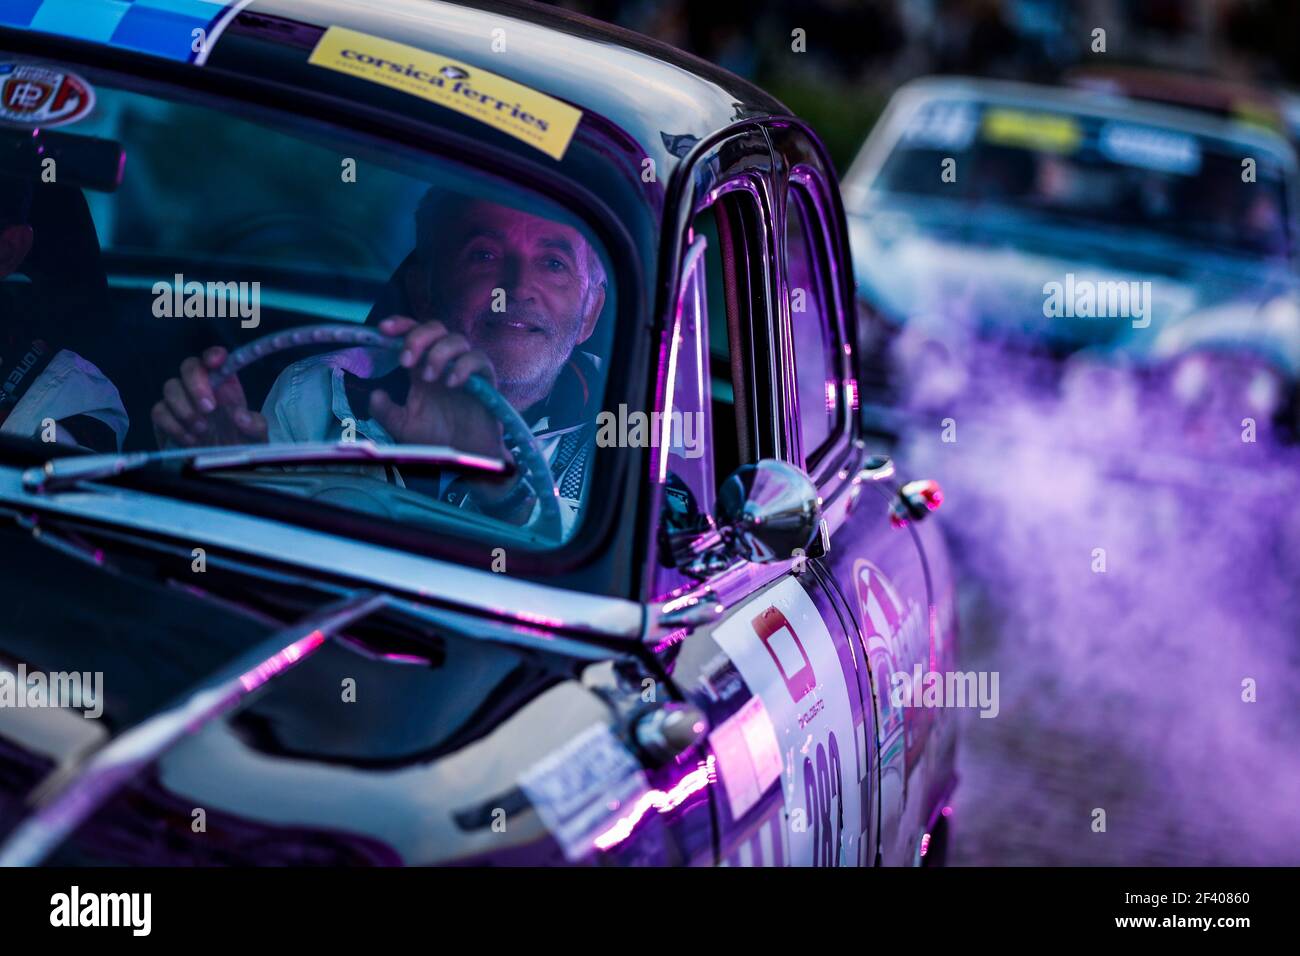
[0,129,125,193]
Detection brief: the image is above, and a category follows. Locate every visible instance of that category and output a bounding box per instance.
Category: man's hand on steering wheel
[368,316,506,460]
[149,317,548,529]
[152,346,269,448]
[371,316,532,517]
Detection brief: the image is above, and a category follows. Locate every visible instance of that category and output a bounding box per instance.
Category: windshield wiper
[22,441,508,494]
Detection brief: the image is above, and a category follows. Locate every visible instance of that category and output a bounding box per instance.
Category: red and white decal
[713,577,862,866]
[854,558,905,648]
[0,64,95,128]
[853,558,932,790]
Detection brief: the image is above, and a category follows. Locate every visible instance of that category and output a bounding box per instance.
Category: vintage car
[0,0,956,866]
[843,77,1300,450]
[1064,65,1291,135]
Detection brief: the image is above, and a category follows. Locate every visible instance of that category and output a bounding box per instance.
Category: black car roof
[250,0,785,164]
[3,0,787,178]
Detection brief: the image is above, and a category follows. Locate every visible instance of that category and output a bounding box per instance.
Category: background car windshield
[0,60,616,548]
[873,99,1294,258]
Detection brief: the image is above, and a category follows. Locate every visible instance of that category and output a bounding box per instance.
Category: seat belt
[0,336,56,427]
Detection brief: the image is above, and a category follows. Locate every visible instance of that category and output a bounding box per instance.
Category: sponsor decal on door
[713,577,861,866]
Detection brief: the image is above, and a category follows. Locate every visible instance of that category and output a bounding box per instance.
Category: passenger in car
[0,174,127,452]
[151,190,607,530]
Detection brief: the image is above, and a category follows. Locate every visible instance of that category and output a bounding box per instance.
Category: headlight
[1170,350,1285,419]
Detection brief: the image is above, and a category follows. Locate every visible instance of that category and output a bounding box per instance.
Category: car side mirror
[663,459,824,584]
[716,459,822,564]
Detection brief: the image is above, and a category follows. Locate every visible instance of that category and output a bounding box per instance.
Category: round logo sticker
[0,64,95,128]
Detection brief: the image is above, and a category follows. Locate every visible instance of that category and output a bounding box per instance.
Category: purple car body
[0,0,957,866]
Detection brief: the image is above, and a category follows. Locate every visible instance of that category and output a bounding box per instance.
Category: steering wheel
[208,323,564,540]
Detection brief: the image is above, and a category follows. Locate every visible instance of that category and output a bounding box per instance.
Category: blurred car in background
[843,76,1300,451]
[1064,65,1290,138]
[1282,91,1300,149]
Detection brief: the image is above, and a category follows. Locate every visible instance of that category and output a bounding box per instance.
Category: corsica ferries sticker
[309,27,581,161]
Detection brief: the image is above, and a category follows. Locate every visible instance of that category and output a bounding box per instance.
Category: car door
[769,126,954,866]
[642,133,869,867]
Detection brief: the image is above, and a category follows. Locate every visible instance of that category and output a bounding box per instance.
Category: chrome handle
[634,704,708,765]
[657,596,725,631]
[859,453,896,482]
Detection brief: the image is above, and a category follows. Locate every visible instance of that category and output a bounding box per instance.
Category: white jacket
[261,345,598,537]
[0,348,128,450]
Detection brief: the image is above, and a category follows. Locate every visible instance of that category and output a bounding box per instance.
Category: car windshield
[870,97,1295,259]
[0,56,616,549]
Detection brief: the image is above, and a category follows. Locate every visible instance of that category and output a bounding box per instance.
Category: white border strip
[194,0,258,66]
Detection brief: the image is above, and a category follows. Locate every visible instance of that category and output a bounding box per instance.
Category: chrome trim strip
[0,591,388,867]
[0,468,645,640]
[193,0,258,67]
[786,166,856,486]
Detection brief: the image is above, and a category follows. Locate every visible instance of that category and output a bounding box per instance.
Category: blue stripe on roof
[139,0,234,15]
[1,0,241,63]
[111,4,212,60]
[0,0,45,30]
[30,0,133,42]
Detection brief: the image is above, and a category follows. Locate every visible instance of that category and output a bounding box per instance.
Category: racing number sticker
[0,64,94,128]
[713,578,861,866]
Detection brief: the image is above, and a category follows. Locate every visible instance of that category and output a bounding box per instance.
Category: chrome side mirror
[716,459,822,564]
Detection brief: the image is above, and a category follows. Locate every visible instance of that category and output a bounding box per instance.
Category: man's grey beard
[468,305,586,407]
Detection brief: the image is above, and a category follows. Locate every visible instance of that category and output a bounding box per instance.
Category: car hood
[0,505,650,866]
[0,521,277,847]
[849,199,1300,371]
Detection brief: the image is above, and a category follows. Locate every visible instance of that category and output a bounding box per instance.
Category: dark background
[545,0,1300,171]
